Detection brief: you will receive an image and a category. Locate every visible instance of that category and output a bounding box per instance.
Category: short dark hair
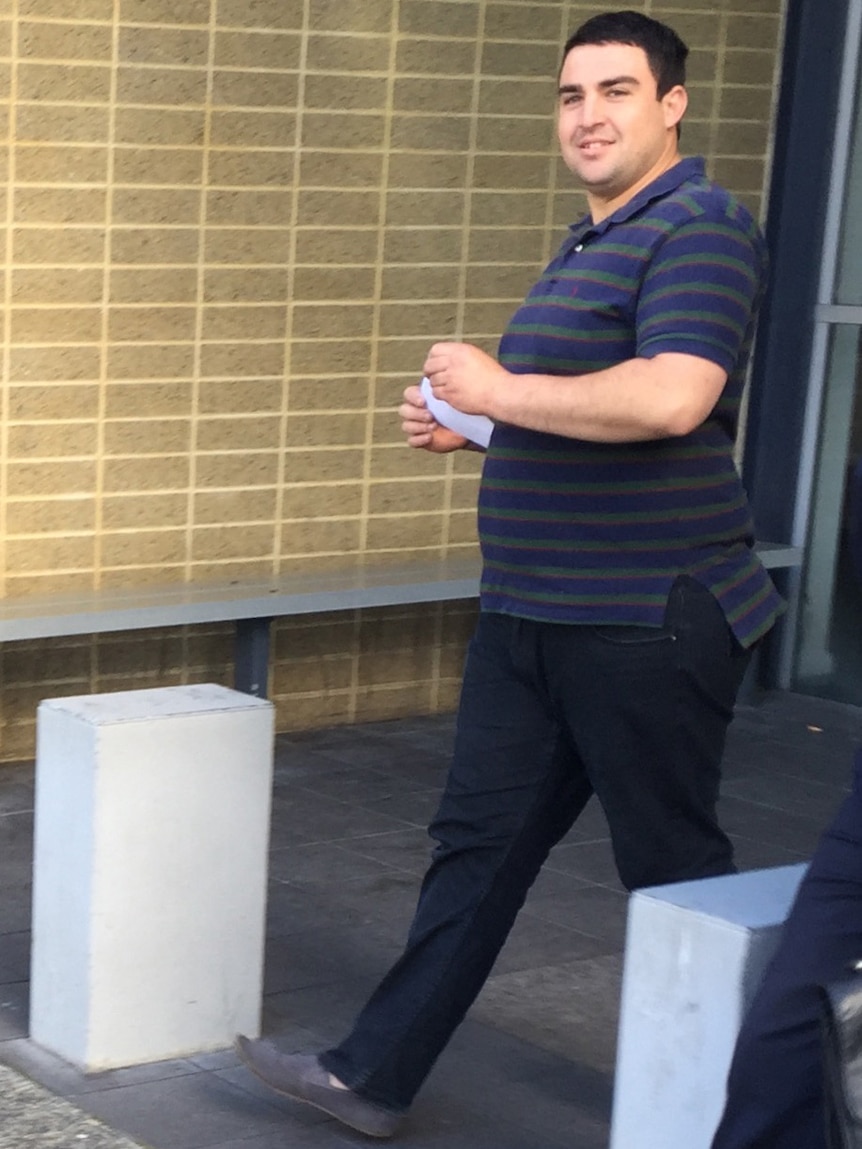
[561,10,689,98]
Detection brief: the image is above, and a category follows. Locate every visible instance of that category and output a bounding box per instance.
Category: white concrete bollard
[610,863,807,1149]
[30,683,274,1071]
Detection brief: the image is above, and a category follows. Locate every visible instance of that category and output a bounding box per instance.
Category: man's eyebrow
[557,75,641,96]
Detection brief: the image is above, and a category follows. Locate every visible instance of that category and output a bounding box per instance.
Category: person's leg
[547,576,751,891]
[710,751,862,1149]
[318,611,593,1111]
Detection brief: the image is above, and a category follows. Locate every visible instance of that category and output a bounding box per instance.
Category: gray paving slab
[0,690,860,1149]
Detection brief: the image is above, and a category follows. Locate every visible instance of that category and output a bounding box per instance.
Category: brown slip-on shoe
[235,1035,403,1139]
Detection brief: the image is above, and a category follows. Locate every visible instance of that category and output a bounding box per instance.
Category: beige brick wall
[0,0,784,759]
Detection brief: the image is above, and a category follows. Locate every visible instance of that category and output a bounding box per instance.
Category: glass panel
[836,61,862,304]
[793,324,862,702]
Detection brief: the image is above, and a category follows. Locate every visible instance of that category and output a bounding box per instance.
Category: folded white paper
[420,376,493,448]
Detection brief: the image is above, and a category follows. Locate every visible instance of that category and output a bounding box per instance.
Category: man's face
[557,42,686,213]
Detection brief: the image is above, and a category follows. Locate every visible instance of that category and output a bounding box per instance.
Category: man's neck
[587,148,684,224]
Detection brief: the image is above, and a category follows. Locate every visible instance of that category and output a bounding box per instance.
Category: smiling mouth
[579,140,612,153]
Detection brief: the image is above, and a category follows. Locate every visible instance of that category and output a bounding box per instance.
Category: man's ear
[663,84,688,130]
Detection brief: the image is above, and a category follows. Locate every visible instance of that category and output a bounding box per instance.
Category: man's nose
[579,93,603,127]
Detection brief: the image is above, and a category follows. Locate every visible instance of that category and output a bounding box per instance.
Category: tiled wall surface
[0,0,785,758]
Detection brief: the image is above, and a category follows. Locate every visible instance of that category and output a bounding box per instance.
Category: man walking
[238,10,784,1138]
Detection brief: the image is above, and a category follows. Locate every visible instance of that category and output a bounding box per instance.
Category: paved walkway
[0,1064,146,1148]
[1,690,861,1148]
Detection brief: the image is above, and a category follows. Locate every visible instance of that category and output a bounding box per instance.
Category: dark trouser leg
[710,750,862,1149]
[321,579,750,1110]
[319,613,592,1111]
[549,576,752,890]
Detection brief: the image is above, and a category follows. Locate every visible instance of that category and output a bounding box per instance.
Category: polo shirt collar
[569,155,706,242]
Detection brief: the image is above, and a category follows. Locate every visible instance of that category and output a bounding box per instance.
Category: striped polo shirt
[478,156,784,648]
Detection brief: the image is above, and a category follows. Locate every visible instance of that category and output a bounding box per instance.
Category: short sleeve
[636,212,767,373]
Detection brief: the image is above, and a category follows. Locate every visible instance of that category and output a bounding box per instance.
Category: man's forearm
[486,354,727,443]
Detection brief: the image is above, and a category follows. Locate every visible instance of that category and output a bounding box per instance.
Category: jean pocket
[589,624,674,646]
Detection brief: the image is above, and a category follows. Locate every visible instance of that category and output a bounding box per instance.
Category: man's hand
[423,342,510,417]
[400,384,467,453]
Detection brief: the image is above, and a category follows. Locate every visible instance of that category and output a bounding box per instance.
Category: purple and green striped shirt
[478,156,784,647]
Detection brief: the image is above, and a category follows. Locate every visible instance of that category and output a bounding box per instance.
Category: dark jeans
[320,577,752,1112]
[711,748,862,1149]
